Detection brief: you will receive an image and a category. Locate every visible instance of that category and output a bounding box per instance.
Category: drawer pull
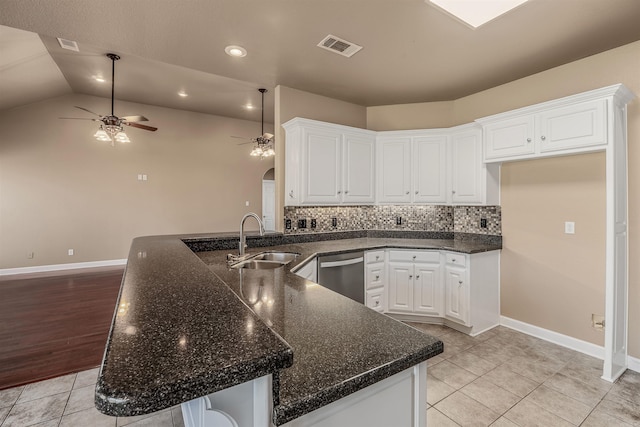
[412,255,416,260]
[375,255,380,261]
[416,275,420,279]
[458,280,463,287]
[452,258,456,262]
[375,301,380,306]
[375,275,380,280]
[409,275,413,279]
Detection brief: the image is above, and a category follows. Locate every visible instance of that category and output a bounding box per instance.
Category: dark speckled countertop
[97,232,499,424]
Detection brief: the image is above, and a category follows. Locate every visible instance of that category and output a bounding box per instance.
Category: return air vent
[57,37,79,52]
[317,34,363,58]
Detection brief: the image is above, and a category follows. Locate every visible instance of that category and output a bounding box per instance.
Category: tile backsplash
[284,205,501,235]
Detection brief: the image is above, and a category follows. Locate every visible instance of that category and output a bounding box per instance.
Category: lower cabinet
[384,249,500,335]
[365,250,386,312]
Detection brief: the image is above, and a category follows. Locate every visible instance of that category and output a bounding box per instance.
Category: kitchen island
[96,231,499,426]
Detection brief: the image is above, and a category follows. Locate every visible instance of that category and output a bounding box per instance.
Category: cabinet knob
[452,258,456,262]
[405,191,410,195]
[458,280,463,286]
[375,275,380,280]
[337,190,342,194]
[452,190,456,194]
[412,255,416,260]
[541,135,546,141]
[289,190,294,198]
[375,301,379,306]
[345,190,349,194]
[409,275,413,279]
[416,275,420,279]
[415,191,419,194]
[527,138,532,143]
[375,255,380,261]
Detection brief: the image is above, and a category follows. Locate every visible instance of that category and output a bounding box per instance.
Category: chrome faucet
[239,212,265,256]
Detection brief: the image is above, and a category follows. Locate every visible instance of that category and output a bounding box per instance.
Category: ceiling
[1,0,640,124]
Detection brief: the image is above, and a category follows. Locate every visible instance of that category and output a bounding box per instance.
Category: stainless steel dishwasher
[317,251,365,303]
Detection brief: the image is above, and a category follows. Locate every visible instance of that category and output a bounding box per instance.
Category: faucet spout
[239,212,265,256]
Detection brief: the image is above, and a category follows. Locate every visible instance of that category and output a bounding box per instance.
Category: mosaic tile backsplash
[284,205,501,236]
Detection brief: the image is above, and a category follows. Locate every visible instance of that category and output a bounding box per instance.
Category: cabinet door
[538,99,606,153]
[444,267,469,325]
[413,263,442,316]
[450,129,484,204]
[302,127,341,204]
[483,116,535,161]
[377,138,412,203]
[413,136,448,203]
[387,262,414,312]
[343,133,375,203]
[365,263,384,290]
[284,126,302,206]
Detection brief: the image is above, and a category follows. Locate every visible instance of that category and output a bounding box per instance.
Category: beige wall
[365,40,640,357]
[274,86,367,230]
[367,100,455,131]
[0,93,273,268]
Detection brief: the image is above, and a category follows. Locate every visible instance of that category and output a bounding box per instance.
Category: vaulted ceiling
[2,0,640,123]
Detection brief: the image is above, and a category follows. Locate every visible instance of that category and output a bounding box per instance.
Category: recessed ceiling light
[428,0,529,28]
[244,104,255,110]
[93,76,106,83]
[178,91,188,97]
[225,45,247,57]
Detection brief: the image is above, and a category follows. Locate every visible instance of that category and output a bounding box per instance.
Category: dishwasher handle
[319,257,364,268]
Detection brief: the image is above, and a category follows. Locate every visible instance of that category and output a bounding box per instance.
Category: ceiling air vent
[317,34,362,58]
[57,37,79,52]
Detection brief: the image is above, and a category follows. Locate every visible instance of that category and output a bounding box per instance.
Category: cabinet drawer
[366,250,385,264]
[366,288,384,312]
[389,250,439,263]
[445,253,466,267]
[365,264,384,289]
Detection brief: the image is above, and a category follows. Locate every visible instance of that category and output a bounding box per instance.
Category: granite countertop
[97,231,499,424]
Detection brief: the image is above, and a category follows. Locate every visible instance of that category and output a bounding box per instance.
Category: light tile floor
[0,325,638,426]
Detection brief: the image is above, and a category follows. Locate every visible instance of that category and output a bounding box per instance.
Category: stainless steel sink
[229,251,300,269]
[252,252,300,263]
[232,259,286,270]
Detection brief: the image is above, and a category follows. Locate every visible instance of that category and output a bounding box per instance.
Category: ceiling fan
[232,88,274,158]
[60,53,157,146]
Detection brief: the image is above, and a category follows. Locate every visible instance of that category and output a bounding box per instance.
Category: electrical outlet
[480,218,487,228]
[565,221,575,234]
[332,217,338,227]
[310,219,317,228]
[396,216,402,225]
[68,249,74,256]
[285,219,292,230]
[592,314,605,330]
[298,219,307,229]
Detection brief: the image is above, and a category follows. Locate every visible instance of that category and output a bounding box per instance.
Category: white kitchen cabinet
[444,262,469,325]
[365,250,386,312]
[387,250,442,316]
[413,136,448,203]
[376,137,412,204]
[480,98,607,163]
[283,118,375,206]
[343,132,376,203]
[387,262,414,312]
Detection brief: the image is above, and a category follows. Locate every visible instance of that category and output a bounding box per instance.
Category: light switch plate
[565,221,575,234]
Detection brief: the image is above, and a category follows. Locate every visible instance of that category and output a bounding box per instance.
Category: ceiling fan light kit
[249,88,275,159]
[59,53,157,147]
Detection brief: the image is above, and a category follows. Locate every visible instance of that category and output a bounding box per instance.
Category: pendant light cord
[111,57,115,116]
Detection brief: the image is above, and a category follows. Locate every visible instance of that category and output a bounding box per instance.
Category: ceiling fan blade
[230,135,249,139]
[59,117,100,120]
[121,115,149,122]
[236,141,254,146]
[74,106,102,116]
[125,122,158,131]
[262,133,274,140]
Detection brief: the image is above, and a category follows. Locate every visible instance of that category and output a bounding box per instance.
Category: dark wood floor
[0,268,123,390]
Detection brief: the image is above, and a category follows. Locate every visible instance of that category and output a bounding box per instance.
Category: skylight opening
[428,0,529,29]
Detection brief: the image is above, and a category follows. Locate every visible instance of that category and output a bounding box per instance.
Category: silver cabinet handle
[337,190,342,194]
[415,191,418,194]
[452,258,456,262]
[452,190,456,194]
[289,190,294,198]
[375,275,380,280]
[527,138,532,143]
[458,280,463,286]
[541,136,546,141]
[416,275,420,279]
[345,190,349,194]
[413,255,416,260]
[405,191,410,195]
[409,275,413,279]
[375,300,380,306]
[375,255,380,261]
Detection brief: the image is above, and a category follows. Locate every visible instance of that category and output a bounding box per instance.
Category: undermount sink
[230,251,300,269]
[252,252,300,263]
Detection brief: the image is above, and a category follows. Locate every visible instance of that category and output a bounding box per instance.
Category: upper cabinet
[283,118,375,206]
[479,92,612,163]
[376,125,498,205]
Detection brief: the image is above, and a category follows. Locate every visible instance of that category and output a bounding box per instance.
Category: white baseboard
[628,355,640,373]
[500,316,604,360]
[500,316,640,374]
[0,259,127,277]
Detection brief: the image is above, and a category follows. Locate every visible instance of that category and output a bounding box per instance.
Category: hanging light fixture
[250,88,274,159]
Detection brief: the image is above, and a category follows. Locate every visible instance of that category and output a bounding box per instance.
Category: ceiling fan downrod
[106,53,120,117]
